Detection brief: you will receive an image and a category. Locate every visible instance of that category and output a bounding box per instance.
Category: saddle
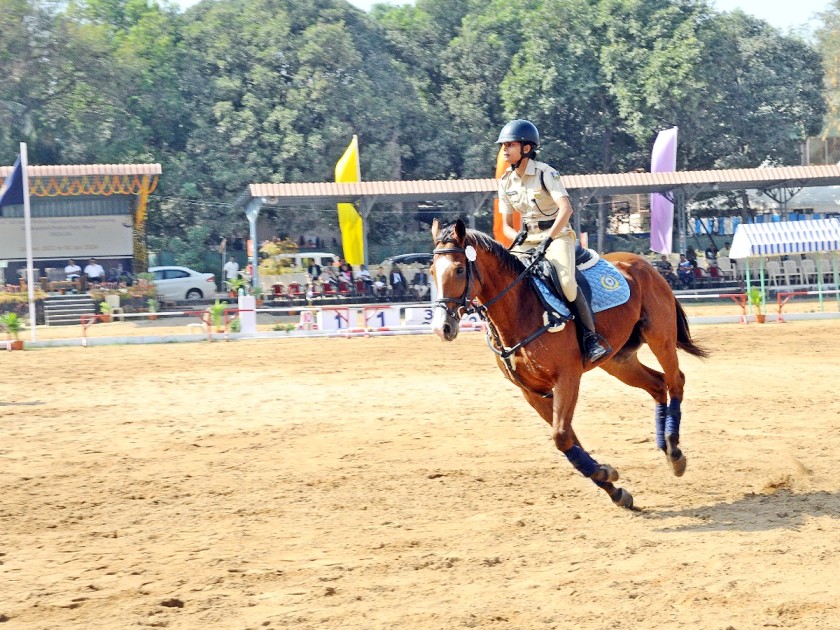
[526,245,630,330]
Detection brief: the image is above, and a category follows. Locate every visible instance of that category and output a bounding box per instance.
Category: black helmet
[496,119,539,147]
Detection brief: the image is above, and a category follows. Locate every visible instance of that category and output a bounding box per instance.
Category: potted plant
[748,287,765,323]
[208,300,226,332]
[250,286,264,307]
[226,277,248,297]
[147,298,159,320]
[98,300,112,323]
[0,311,24,350]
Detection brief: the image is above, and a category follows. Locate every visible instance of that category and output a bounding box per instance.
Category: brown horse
[430,219,708,509]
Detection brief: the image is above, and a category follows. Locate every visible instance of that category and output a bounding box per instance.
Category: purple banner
[650,127,678,254]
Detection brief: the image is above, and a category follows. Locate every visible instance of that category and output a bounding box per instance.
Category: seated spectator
[373,266,388,298]
[64,259,81,280]
[654,255,678,288]
[389,264,407,299]
[677,254,693,288]
[306,260,321,282]
[704,245,718,270]
[355,265,374,294]
[84,258,106,284]
[411,267,431,299]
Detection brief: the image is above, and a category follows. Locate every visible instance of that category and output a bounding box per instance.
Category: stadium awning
[729,218,840,259]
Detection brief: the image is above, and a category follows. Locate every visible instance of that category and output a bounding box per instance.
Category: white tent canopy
[729,218,840,259]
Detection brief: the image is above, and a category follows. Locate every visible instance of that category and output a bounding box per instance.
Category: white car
[149,266,217,301]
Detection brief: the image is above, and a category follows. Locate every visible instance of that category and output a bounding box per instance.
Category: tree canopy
[0,0,828,261]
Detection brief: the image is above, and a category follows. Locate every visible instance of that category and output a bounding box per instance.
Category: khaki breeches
[513,229,577,302]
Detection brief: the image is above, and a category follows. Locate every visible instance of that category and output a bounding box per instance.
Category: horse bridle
[432,239,555,399]
[431,244,479,320]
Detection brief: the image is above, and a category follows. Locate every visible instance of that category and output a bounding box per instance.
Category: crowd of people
[281,256,432,302]
[652,241,731,289]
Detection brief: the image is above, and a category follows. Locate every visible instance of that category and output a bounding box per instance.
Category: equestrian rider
[496,119,610,363]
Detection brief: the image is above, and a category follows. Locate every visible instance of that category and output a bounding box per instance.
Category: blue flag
[0,156,24,208]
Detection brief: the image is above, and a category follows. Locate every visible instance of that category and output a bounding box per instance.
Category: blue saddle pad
[533,258,630,318]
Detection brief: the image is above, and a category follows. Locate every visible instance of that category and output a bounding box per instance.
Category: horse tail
[674,299,710,358]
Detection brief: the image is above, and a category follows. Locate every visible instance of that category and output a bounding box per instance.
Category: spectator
[356,265,374,294]
[654,255,678,288]
[84,258,106,284]
[389,264,407,299]
[677,254,693,288]
[373,266,388,298]
[685,247,698,269]
[411,267,431,299]
[64,259,81,280]
[718,241,730,260]
[704,244,718,269]
[306,259,322,282]
[223,256,239,282]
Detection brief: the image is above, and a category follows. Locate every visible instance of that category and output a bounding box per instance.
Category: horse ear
[454,218,466,244]
[431,218,440,240]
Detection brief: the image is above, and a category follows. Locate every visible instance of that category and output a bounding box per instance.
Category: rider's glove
[512,227,528,247]
[535,236,553,258]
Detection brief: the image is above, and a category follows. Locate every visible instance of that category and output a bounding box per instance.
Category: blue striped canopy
[729,218,840,259]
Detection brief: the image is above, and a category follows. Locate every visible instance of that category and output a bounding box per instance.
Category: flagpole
[20,142,36,342]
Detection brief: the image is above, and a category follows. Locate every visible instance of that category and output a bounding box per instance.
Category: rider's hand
[511,228,528,247]
[535,236,553,258]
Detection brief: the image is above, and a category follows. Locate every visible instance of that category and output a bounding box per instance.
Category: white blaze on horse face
[431,256,454,338]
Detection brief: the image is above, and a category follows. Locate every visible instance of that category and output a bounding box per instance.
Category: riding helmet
[496,119,540,147]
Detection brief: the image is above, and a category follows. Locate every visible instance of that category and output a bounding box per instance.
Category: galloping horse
[430,219,708,509]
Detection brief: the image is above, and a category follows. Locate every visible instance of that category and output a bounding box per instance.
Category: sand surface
[1,318,839,629]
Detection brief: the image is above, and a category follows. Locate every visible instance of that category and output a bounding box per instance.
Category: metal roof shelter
[235,164,840,278]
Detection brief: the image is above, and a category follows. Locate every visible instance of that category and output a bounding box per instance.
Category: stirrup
[583,332,611,363]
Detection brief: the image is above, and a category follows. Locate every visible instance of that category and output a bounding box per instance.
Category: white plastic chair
[782,259,802,286]
[765,260,785,286]
[799,259,817,284]
[716,257,736,281]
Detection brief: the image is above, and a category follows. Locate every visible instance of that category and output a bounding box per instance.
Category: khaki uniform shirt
[498,159,569,233]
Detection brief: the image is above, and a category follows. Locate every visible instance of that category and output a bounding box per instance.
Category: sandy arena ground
[1,314,839,629]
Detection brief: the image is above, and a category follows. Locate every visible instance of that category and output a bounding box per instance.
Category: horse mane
[436,224,525,277]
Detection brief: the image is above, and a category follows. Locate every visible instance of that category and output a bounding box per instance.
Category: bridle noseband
[431,244,479,320]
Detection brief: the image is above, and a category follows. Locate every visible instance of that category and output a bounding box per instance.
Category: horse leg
[600,352,685,475]
[547,380,634,509]
[642,335,688,477]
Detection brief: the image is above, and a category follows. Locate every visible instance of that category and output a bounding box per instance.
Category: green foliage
[0,0,829,260]
[98,300,112,314]
[747,287,765,313]
[0,311,22,339]
[208,299,226,327]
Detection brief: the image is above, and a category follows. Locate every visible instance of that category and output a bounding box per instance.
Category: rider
[496,119,610,363]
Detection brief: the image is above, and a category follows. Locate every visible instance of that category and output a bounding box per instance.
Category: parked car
[381,253,434,268]
[149,266,217,300]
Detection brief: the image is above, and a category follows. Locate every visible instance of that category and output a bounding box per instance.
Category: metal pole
[245,199,261,294]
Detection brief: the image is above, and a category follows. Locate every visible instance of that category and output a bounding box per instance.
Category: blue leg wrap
[563,444,599,478]
[665,398,682,437]
[655,403,667,450]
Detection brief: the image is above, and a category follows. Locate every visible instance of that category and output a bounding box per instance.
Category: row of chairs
[272,280,373,301]
[715,257,837,286]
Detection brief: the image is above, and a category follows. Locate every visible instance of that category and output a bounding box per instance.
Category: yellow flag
[335,135,364,266]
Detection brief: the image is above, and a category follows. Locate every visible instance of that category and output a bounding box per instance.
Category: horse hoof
[592,464,619,483]
[610,487,634,509]
[668,453,687,477]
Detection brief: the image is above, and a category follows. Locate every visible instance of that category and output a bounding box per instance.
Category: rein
[433,240,554,399]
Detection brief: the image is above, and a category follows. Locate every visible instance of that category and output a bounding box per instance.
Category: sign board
[316,307,351,330]
[404,306,434,326]
[0,215,133,260]
[363,305,400,329]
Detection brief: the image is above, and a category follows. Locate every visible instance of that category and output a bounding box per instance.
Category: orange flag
[492,147,520,246]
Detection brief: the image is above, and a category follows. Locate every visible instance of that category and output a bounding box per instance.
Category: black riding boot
[571,292,612,363]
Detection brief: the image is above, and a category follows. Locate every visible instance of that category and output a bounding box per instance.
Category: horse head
[430,218,477,341]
